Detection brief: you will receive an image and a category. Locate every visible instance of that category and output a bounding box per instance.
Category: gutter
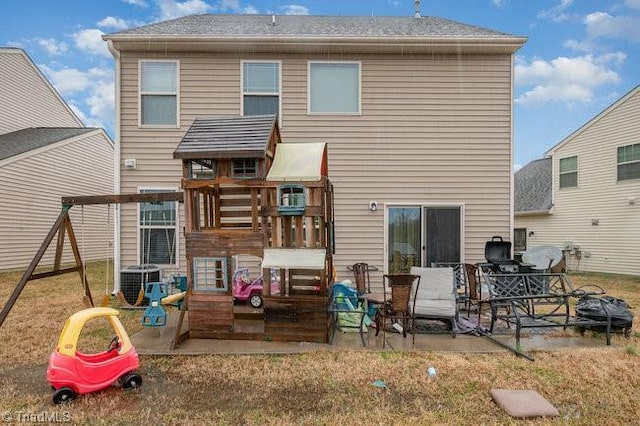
[102,34,528,54]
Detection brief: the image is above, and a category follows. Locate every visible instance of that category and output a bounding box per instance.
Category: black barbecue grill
[484,236,526,273]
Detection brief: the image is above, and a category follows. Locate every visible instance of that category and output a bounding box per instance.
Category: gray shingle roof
[0,127,96,161]
[173,115,278,159]
[514,158,552,213]
[106,14,515,39]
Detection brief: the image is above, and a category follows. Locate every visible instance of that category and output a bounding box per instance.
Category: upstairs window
[309,62,360,114]
[140,60,178,126]
[559,156,578,188]
[242,61,280,117]
[617,143,640,181]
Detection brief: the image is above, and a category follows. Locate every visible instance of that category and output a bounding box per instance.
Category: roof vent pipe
[272,15,276,26]
[414,0,421,18]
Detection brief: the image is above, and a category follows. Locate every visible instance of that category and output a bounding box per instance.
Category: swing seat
[142,282,169,327]
[142,303,167,327]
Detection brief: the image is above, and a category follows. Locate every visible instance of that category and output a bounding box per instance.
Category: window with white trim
[617,143,640,181]
[139,189,178,266]
[140,60,178,126]
[309,62,360,114]
[559,156,578,188]
[242,61,280,117]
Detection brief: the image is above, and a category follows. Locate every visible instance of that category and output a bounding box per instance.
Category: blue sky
[1,0,639,168]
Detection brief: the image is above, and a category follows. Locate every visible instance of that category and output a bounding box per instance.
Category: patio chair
[431,262,469,312]
[375,274,420,348]
[350,262,371,294]
[410,266,459,337]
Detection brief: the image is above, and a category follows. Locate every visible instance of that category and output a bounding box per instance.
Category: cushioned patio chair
[410,266,459,337]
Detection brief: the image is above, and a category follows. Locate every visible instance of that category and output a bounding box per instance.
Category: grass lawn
[0,262,638,425]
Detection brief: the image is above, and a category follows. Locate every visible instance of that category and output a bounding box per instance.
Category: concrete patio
[131,311,612,356]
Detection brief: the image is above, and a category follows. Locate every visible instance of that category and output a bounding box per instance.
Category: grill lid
[484,236,512,262]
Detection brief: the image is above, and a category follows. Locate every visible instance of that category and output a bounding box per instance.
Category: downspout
[509,53,515,253]
[107,40,122,294]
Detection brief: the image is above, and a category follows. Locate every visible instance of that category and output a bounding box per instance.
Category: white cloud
[40,65,114,129]
[216,0,257,14]
[158,0,211,20]
[585,12,640,43]
[625,0,640,10]
[515,54,623,105]
[123,0,149,6]
[538,0,575,23]
[37,38,69,55]
[97,16,131,30]
[492,0,508,7]
[281,5,309,15]
[72,29,111,57]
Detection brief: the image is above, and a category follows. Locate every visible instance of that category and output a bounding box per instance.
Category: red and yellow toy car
[47,307,141,404]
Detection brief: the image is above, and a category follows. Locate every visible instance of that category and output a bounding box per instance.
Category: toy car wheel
[122,372,143,389]
[52,387,76,404]
[624,327,631,339]
[249,293,263,309]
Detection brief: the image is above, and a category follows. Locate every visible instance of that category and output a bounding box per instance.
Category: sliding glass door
[387,205,462,273]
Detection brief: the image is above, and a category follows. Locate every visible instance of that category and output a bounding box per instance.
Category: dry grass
[0,262,638,425]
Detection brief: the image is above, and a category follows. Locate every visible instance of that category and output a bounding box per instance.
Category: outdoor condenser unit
[120,265,160,306]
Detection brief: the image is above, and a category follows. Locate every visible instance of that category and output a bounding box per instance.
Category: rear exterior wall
[118,50,514,288]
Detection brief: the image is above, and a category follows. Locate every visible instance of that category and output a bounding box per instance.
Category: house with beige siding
[103,13,526,291]
[515,85,640,276]
[0,48,114,271]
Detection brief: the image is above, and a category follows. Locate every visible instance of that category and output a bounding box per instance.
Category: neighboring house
[0,48,114,271]
[103,13,526,289]
[515,85,640,276]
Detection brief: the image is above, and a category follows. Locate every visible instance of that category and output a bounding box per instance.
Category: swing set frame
[0,192,184,328]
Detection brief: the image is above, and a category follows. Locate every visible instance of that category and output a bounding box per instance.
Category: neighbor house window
[140,60,178,126]
[139,189,178,266]
[309,62,360,114]
[242,61,280,117]
[232,158,258,178]
[514,228,527,253]
[193,257,228,291]
[559,156,578,188]
[617,143,640,181]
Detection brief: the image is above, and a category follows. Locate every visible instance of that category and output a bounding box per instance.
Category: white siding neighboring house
[103,14,526,287]
[0,48,114,271]
[515,85,640,276]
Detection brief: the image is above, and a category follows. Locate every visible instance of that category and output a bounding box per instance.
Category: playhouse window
[193,257,228,291]
[232,158,258,179]
[189,159,215,179]
[278,184,306,215]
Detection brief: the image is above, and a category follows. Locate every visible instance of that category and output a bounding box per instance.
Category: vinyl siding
[0,49,81,134]
[516,88,640,276]
[118,51,514,286]
[0,131,114,271]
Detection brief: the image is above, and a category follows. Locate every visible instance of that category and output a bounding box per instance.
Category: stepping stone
[490,389,559,418]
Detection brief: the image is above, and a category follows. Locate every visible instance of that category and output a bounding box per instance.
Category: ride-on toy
[47,307,142,404]
[232,268,280,308]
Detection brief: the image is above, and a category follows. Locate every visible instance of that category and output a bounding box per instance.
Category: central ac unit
[120,265,160,306]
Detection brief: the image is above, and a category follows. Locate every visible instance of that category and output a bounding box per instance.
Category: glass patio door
[387,205,461,273]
